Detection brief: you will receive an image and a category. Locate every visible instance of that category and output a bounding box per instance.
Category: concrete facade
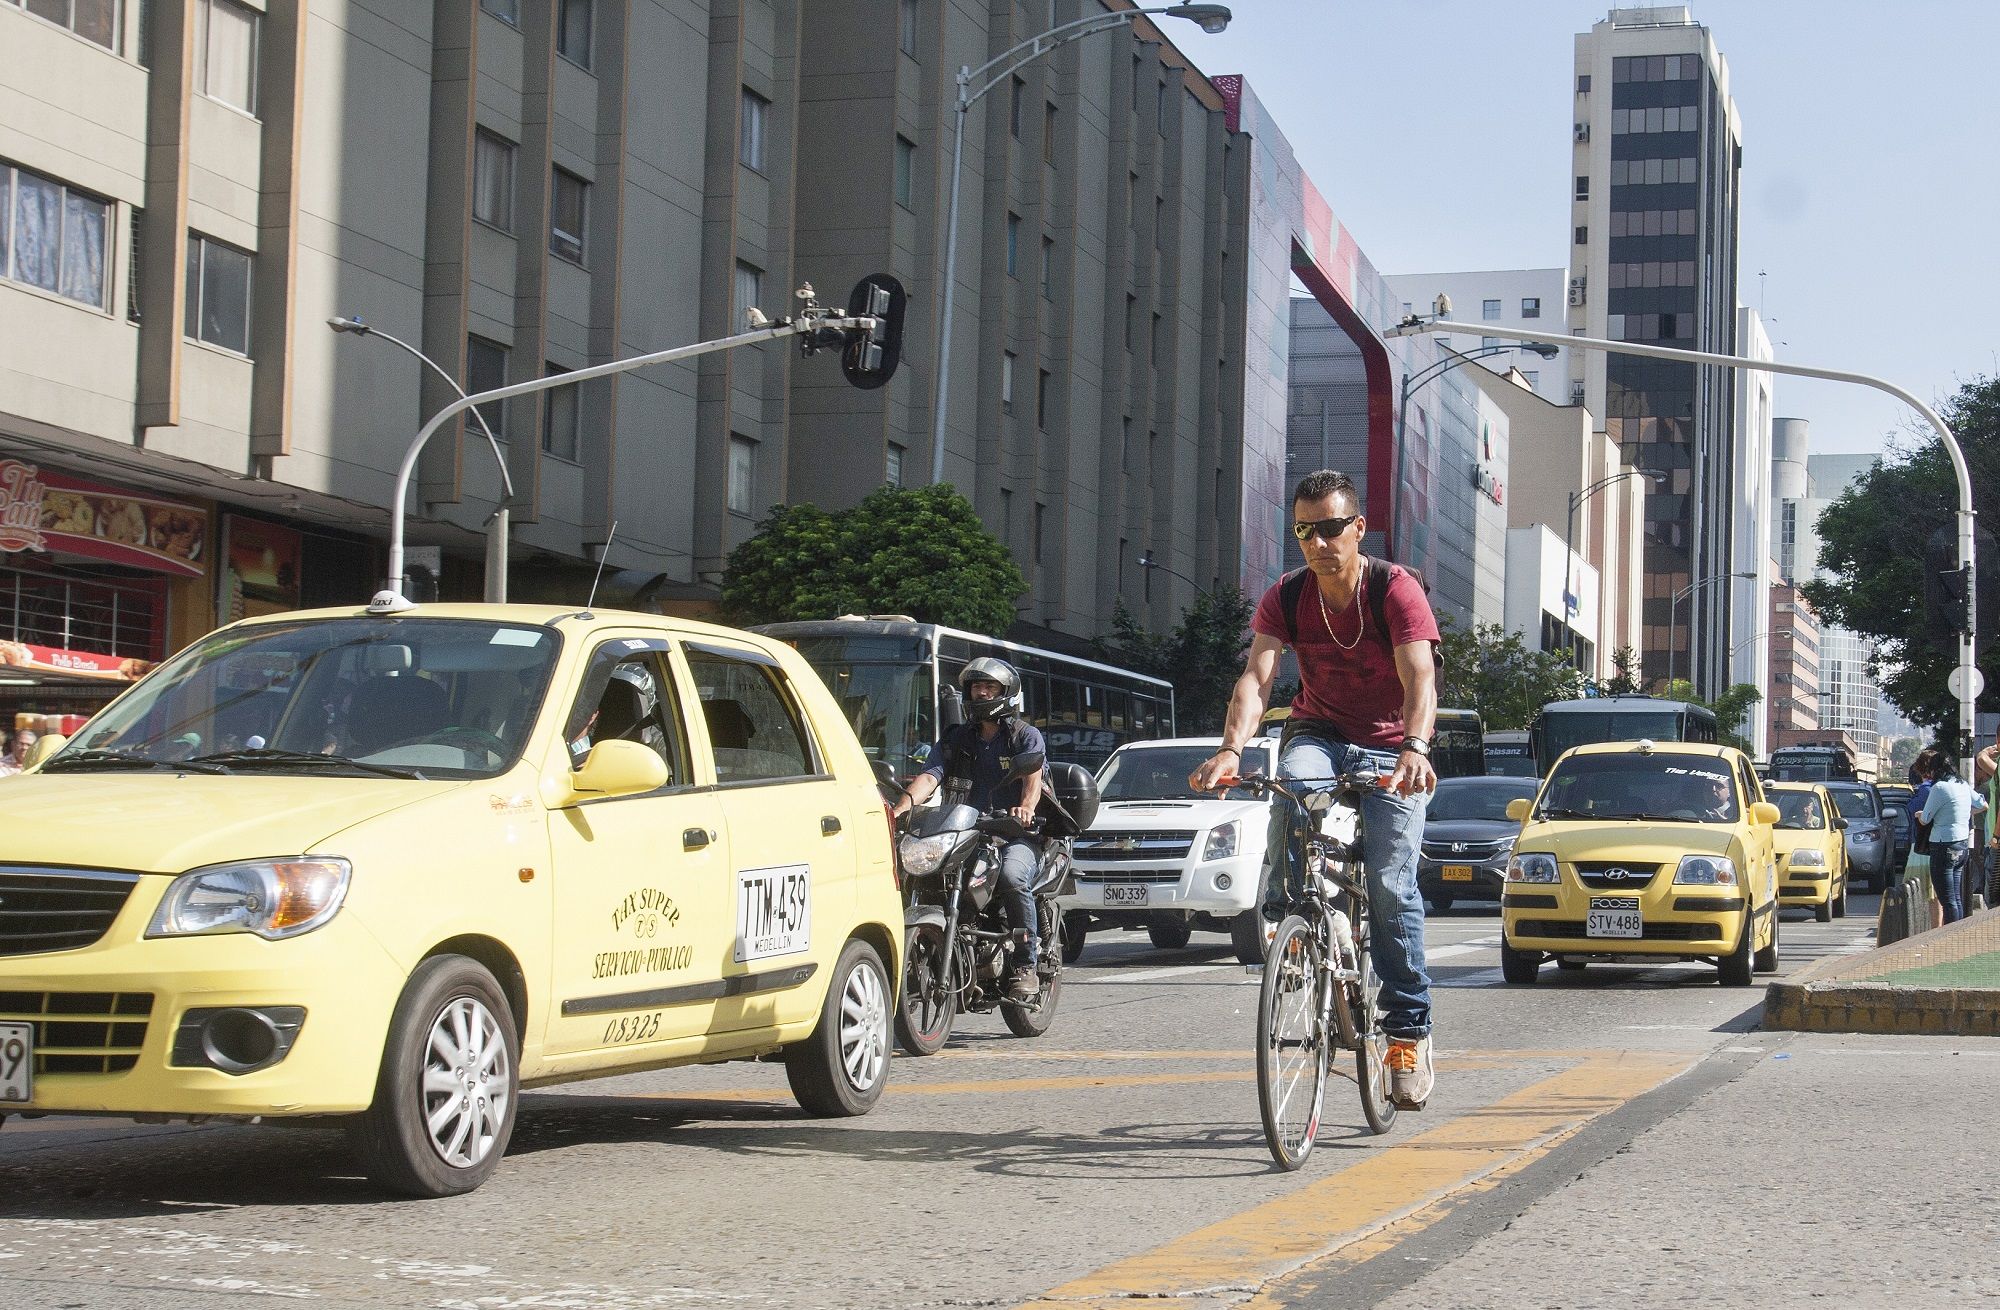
[1768,578,1821,744]
[1728,305,1773,756]
[1383,268,1575,409]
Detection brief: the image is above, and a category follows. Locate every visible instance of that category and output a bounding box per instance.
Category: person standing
[1918,753,1987,924]
[1188,469,1440,1109]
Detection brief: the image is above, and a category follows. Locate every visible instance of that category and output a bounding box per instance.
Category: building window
[1043,103,1057,164]
[727,436,755,515]
[1574,175,1589,200]
[1125,294,1136,350]
[1574,225,1588,244]
[1151,311,1163,366]
[1010,76,1024,138]
[465,334,508,435]
[1576,73,1591,93]
[1522,370,1539,387]
[898,0,918,56]
[549,166,587,263]
[893,135,915,209]
[740,88,768,171]
[1481,299,1501,321]
[1039,236,1053,300]
[886,442,904,487]
[14,0,120,49]
[1,164,110,310]
[1005,212,1019,276]
[1001,351,1015,413]
[543,364,579,459]
[472,129,515,232]
[556,0,592,69]
[1481,336,1499,350]
[195,0,258,115]
[1036,369,1050,430]
[1033,501,1045,563]
[480,0,518,22]
[732,260,761,329]
[1521,296,1541,319]
[184,233,250,353]
[125,205,143,321]
[1154,195,1165,249]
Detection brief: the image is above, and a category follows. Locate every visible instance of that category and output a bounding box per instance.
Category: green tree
[1802,374,2000,732]
[1096,586,1257,734]
[1600,646,1642,696]
[720,484,1027,633]
[1659,678,1764,753]
[1436,619,1587,730]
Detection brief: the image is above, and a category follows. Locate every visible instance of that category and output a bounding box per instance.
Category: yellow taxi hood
[0,774,467,874]
[1520,820,1735,863]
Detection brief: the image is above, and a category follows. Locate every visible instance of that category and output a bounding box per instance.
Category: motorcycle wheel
[894,920,955,1056]
[1062,910,1089,964]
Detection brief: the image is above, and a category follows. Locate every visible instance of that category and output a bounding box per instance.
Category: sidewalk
[1764,905,2000,1034]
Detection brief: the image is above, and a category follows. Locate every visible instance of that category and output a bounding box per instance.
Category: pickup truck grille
[0,868,141,957]
[1075,831,1195,862]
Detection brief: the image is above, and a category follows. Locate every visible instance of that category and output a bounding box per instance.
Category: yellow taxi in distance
[1767,781,1850,922]
[0,603,903,1196]
[1501,740,1782,986]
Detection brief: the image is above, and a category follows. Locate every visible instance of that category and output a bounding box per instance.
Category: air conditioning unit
[1569,381,1587,405]
[1567,286,1586,308]
[1574,122,1590,142]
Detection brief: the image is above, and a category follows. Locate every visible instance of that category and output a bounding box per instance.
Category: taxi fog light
[898,832,954,878]
[1204,821,1240,861]
[147,858,352,941]
[1507,853,1558,884]
[1674,855,1738,886]
[1787,848,1825,868]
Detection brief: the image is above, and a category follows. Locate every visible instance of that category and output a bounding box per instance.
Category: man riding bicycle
[1190,469,1440,1109]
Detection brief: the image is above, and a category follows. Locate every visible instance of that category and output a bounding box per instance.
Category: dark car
[1418,775,1540,913]
[1823,782,1890,891]
[1876,782,1915,871]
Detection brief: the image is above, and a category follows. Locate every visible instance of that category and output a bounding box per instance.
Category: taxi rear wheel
[1718,919,1754,987]
[1833,886,1848,918]
[785,938,891,1117]
[350,955,520,1198]
[1754,913,1781,974]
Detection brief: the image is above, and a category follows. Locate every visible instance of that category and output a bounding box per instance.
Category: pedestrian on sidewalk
[1918,753,1987,924]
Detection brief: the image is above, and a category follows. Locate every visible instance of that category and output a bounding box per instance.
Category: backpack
[1271,556,1443,675]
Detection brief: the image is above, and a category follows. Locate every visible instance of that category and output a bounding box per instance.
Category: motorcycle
[893,760,1098,1055]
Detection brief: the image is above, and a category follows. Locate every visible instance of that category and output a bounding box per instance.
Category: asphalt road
[1,894,1993,1309]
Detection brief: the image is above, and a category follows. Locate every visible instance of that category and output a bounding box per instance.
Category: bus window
[1107,689,1130,732]
[1052,677,1081,725]
[1082,685,1104,727]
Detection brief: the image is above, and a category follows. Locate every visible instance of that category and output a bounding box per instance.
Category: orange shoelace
[1386,1040,1419,1073]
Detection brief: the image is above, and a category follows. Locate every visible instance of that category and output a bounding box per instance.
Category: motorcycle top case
[1038,762,1100,837]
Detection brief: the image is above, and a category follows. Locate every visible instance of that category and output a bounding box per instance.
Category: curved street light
[1560,467,1666,667]
[1667,570,1757,693]
[929,5,1231,484]
[1136,547,1209,600]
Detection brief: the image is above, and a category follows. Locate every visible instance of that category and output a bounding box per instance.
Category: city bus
[1527,695,1718,775]
[1769,742,1860,783]
[753,616,1175,777]
[1484,730,1536,777]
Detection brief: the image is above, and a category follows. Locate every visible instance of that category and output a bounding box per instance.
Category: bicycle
[1218,769,1398,1170]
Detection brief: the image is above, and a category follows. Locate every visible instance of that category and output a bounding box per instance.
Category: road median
[1763,905,2000,1035]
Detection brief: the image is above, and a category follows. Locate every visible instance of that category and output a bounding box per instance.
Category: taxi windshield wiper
[40,748,231,775]
[185,748,426,781]
[1536,805,1596,820]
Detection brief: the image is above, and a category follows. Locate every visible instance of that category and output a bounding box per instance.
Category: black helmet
[959,656,1022,724]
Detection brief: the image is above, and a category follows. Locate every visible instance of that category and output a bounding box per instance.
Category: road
[1,895,1995,1309]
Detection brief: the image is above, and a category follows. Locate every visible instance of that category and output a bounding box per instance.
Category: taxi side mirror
[1506,798,1531,822]
[1750,801,1782,827]
[558,739,669,806]
[22,735,66,772]
[1834,815,1849,830]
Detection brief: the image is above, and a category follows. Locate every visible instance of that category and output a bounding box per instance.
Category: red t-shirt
[1251,564,1441,748]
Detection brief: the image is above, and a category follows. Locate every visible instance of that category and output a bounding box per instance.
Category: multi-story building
[1569,5,1744,692]
[1728,307,1774,755]
[1767,579,1821,747]
[1382,269,1575,409]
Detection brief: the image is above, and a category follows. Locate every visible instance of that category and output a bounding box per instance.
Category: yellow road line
[1014,1049,1693,1310]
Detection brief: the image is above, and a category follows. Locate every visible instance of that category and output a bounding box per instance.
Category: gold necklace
[1317,571,1365,652]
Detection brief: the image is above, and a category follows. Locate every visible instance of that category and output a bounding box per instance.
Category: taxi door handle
[821,815,842,836]
[683,828,712,851]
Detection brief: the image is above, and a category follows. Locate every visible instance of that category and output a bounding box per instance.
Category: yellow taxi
[1500,740,1781,986]
[1767,781,1850,922]
[0,602,903,1196]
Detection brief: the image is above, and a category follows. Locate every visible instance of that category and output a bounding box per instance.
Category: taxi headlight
[147,858,352,940]
[1204,821,1239,861]
[1507,853,1558,883]
[1674,855,1738,886]
[1787,848,1825,868]
[898,832,954,878]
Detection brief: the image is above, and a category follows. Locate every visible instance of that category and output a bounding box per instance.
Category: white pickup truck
[1060,736,1279,966]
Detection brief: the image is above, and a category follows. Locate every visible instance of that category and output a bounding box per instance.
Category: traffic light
[840,273,905,390]
[1923,524,1999,637]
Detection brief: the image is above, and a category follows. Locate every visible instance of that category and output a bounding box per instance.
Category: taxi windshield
[1537,754,1739,823]
[51,617,561,780]
[1772,791,1827,829]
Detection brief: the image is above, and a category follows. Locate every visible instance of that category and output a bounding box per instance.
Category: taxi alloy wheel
[351,955,520,1198]
[1754,911,1781,974]
[1718,918,1755,987]
[786,938,891,1117]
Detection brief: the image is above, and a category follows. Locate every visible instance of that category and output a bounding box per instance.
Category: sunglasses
[1292,514,1359,542]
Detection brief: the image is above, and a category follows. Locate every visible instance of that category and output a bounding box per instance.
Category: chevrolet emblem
[1113,836,1139,852]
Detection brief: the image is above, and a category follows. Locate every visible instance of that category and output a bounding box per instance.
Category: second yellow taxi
[1766,781,1851,922]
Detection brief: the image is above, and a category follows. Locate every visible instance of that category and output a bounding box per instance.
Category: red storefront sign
[0,639,155,682]
[0,459,207,578]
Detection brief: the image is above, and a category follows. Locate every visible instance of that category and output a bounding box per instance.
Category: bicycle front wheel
[1257,914,1329,1170]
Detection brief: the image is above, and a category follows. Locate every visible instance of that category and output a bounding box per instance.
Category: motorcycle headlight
[146,858,352,941]
[1674,855,1738,886]
[1203,821,1239,861]
[1506,853,1558,883]
[1787,848,1825,868]
[898,832,954,878]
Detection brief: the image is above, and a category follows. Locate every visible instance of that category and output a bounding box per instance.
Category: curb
[1763,979,2000,1036]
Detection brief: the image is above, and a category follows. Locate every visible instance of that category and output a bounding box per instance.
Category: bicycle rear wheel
[1257,914,1329,1170]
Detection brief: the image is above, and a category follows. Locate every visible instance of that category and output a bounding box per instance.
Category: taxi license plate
[0,1022,31,1104]
[1442,864,1475,882]
[1104,885,1149,906]
[1587,897,1642,938]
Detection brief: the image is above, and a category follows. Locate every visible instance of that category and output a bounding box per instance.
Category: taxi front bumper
[1502,881,1762,958]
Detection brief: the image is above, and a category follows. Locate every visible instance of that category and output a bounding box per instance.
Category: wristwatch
[1399,737,1431,757]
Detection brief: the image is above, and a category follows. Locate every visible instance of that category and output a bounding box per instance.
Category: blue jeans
[1276,729,1432,1040]
[1931,840,1969,923]
[997,839,1041,965]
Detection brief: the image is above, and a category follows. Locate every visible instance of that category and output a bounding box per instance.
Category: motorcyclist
[891,657,1047,1002]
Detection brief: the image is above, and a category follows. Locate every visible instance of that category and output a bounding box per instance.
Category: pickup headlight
[147,858,352,941]
[1674,855,1738,886]
[898,832,954,878]
[1203,821,1239,861]
[1787,848,1825,868]
[1506,853,1557,883]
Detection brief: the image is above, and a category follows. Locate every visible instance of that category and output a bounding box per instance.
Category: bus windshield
[784,639,934,780]
[1535,710,1686,763]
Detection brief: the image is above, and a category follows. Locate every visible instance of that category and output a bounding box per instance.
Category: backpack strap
[1275,567,1313,647]
[1366,555,1395,649]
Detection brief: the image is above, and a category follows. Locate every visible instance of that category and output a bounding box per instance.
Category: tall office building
[1570,6,1744,693]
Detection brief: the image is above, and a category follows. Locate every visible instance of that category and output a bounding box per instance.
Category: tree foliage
[1601,646,1643,697]
[720,484,1027,633]
[1659,678,1764,753]
[1436,620,1587,730]
[1801,375,2000,732]
[1096,587,1257,735]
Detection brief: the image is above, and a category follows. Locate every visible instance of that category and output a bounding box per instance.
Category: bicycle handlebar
[1211,770,1388,803]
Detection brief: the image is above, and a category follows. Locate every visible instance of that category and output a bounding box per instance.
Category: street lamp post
[1561,468,1666,669]
[929,4,1230,485]
[1136,547,1209,600]
[329,316,515,603]
[1386,316,1980,778]
[1666,570,1756,693]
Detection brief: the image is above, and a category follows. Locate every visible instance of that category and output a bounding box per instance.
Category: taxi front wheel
[785,938,891,1117]
[349,955,520,1198]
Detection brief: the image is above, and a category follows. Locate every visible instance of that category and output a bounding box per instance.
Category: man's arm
[1190,633,1283,791]
[1014,768,1045,825]
[1384,641,1438,796]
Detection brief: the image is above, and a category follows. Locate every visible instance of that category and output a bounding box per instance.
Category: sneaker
[1006,966,1039,1003]
[1386,1037,1434,1108]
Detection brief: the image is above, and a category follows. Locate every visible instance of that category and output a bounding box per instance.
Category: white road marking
[1084,963,1236,985]
[1434,968,1504,988]
[1425,936,1502,961]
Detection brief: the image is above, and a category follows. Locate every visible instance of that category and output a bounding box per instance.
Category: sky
[1177,0,2000,457]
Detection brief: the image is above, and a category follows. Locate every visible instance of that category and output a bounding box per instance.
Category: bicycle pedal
[1389,1095,1428,1112]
